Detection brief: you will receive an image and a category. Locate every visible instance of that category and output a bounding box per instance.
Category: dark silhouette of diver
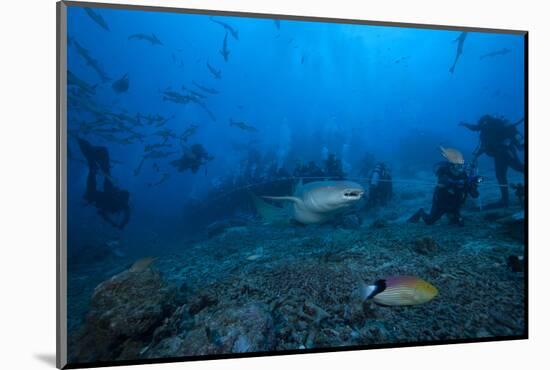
[293,160,324,184]
[170,143,214,174]
[408,148,480,226]
[366,162,393,208]
[450,32,468,74]
[78,138,130,229]
[460,115,524,208]
[510,183,525,208]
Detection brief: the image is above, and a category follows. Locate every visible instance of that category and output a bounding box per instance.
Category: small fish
[153,128,178,140]
[111,73,129,93]
[147,173,170,187]
[210,17,239,40]
[144,142,171,152]
[133,157,146,176]
[480,48,511,60]
[71,40,111,82]
[67,70,97,96]
[230,119,258,132]
[106,240,119,247]
[128,33,163,46]
[449,32,468,74]
[193,99,217,121]
[274,19,280,30]
[439,146,464,164]
[181,124,199,142]
[129,257,157,273]
[83,8,110,31]
[219,32,230,62]
[192,81,219,94]
[359,276,438,306]
[182,85,207,99]
[162,90,194,104]
[206,62,221,79]
[394,56,410,64]
[144,150,177,159]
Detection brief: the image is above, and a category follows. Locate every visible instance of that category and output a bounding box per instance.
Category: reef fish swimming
[128,256,157,273]
[83,7,110,31]
[449,31,468,74]
[112,73,129,93]
[439,146,464,164]
[262,180,364,224]
[360,276,438,306]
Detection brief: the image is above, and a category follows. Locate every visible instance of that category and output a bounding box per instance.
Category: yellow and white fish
[439,146,464,165]
[128,256,157,273]
[360,276,438,306]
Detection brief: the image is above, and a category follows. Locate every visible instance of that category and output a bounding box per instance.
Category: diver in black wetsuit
[78,138,130,230]
[170,143,214,174]
[459,115,524,208]
[366,162,393,208]
[510,183,525,208]
[293,160,324,183]
[408,149,481,226]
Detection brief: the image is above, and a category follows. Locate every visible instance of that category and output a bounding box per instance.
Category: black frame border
[56,1,529,369]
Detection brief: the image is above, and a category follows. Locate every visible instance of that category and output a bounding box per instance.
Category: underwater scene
[65,4,526,365]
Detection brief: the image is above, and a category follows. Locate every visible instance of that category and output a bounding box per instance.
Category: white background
[1,0,548,369]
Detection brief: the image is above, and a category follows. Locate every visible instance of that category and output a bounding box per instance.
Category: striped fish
[360,276,438,306]
[440,146,464,165]
[128,256,157,273]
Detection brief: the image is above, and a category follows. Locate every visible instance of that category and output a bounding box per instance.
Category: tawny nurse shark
[261,180,365,224]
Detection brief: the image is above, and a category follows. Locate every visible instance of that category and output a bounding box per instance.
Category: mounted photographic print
[57,1,527,368]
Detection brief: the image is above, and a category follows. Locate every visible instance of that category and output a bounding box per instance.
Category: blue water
[65,4,526,364]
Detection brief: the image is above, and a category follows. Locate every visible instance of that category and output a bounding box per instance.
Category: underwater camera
[57,1,528,368]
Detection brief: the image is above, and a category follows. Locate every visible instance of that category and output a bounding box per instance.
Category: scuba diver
[510,183,525,208]
[293,160,324,182]
[324,153,345,179]
[366,162,393,208]
[170,143,214,174]
[77,138,131,230]
[459,115,524,208]
[408,147,481,226]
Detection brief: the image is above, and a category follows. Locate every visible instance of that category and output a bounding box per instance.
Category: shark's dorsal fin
[293,178,304,195]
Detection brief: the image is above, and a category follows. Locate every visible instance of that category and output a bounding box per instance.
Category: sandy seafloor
[66,170,525,363]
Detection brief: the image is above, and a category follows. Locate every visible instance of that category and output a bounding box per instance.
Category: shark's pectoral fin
[262,196,302,204]
[249,192,289,222]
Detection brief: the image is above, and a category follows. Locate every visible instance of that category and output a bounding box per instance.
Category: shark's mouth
[343,189,364,199]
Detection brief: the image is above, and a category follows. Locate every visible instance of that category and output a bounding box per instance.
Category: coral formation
[412,236,439,255]
[69,267,178,362]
